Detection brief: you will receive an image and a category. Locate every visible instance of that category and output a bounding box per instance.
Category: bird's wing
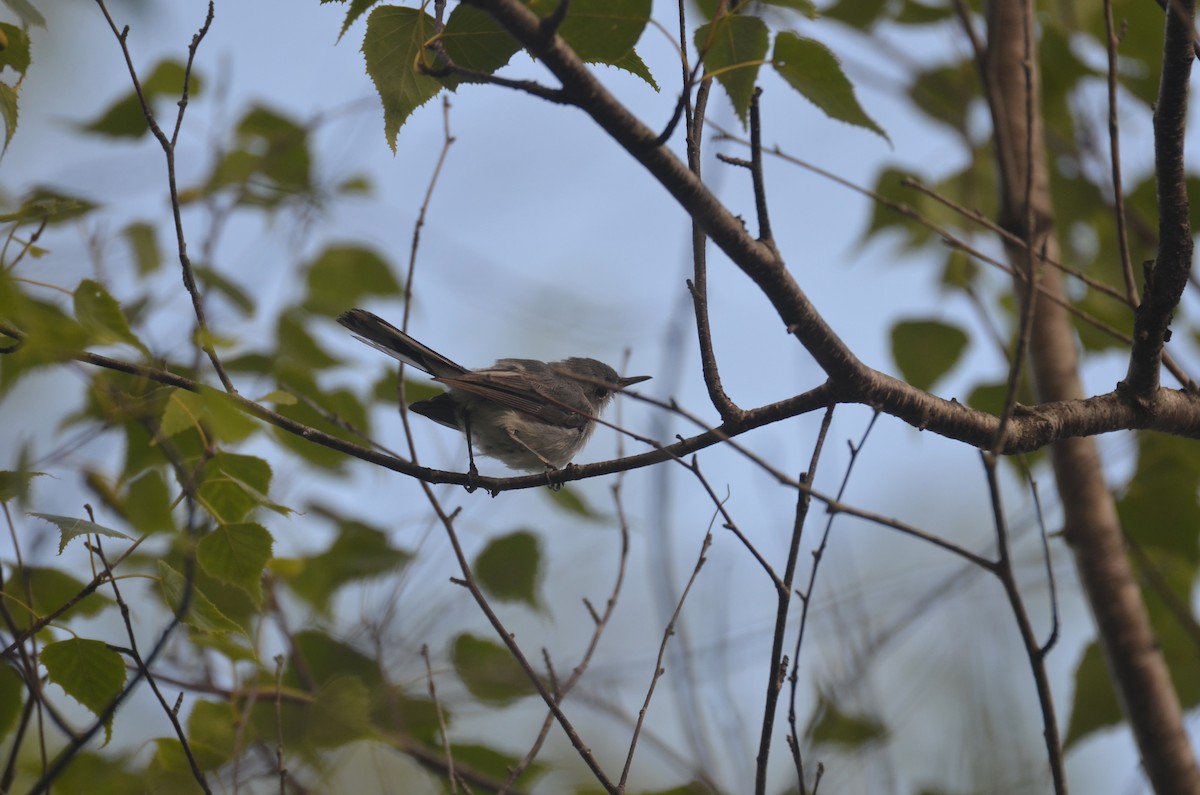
[436,369,591,428]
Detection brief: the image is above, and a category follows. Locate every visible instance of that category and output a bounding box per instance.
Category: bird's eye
[593,387,608,398]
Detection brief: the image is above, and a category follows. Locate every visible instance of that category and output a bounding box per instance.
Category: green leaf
[362,5,443,151]
[528,0,654,86]
[157,560,246,635]
[159,387,259,445]
[438,3,521,89]
[546,484,601,518]
[609,48,658,90]
[278,510,412,612]
[286,629,384,689]
[452,743,547,787]
[0,23,32,75]
[194,266,255,316]
[121,222,161,276]
[452,633,536,705]
[41,638,126,738]
[474,530,541,608]
[80,60,203,138]
[0,82,17,156]
[1,566,112,631]
[822,0,889,27]
[1117,434,1200,565]
[894,0,956,24]
[124,469,176,535]
[73,279,149,355]
[1063,640,1118,747]
[760,0,819,18]
[303,244,403,315]
[0,662,23,740]
[185,700,238,770]
[197,523,273,604]
[804,694,889,748]
[336,0,382,42]
[890,319,969,392]
[307,677,374,746]
[0,187,97,225]
[695,14,769,124]
[0,469,44,503]
[772,33,888,141]
[196,452,280,524]
[29,512,132,555]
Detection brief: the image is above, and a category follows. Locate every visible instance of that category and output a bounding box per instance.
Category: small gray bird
[338,309,650,473]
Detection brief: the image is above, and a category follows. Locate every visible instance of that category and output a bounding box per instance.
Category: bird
[338,308,650,473]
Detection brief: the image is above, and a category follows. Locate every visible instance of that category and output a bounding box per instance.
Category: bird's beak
[618,374,652,388]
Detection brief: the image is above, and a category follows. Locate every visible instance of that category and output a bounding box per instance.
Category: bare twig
[755,406,835,795]
[93,0,235,393]
[620,527,713,788]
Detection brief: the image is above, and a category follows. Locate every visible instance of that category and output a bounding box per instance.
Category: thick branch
[463,0,871,391]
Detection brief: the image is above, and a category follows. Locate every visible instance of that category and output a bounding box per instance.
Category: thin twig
[980,452,1065,794]
[92,0,234,393]
[422,644,457,793]
[755,405,835,795]
[620,525,713,788]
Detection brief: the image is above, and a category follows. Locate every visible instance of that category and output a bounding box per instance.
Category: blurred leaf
[157,560,246,635]
[159,387,259,445]
[772,33,887,141]
[0,23,31,74]
[1,566,112,631]
[474,530,541,608]
[822,0,889,27]
[307,677,374,746]
[546,484,601,518]
[894,0,955,24]
[53,753,141,794]
[80,60,203,138]
[122,222,161,276]
[278,510,412,612]
[184,700,237,770]
[286,629,384,689]
[965,378,1035,417]
[804,694,889,748]
[302,245,403,316]
[695,14,769,124]
[197,522,273,604]
[29,512,132,555]
[196,452,281,524]
[890,319,968,392]
[1118,434,1200,565]
[270,369,371,470]
[760,0,818,18]
[1064,640,1120,747]
[910,60,978,135]
[73,279,149,354]
[0,662,23,740]
[194,266,255,316]
[124,469,176,535]
[0,82,17,155]
[371,367,444,404]
[363,5,443,150]
[452,744,546,787]
[0,469,44,503]
[452,633,536,705]
[41,639,126,741]
[0,187,97,225]
[1,1,44,28]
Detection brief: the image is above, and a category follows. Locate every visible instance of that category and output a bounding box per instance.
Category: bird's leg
[502,426,563,490]
[462,412,479,492]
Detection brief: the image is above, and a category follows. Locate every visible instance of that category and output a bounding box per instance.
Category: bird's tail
[337,309,468,378]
